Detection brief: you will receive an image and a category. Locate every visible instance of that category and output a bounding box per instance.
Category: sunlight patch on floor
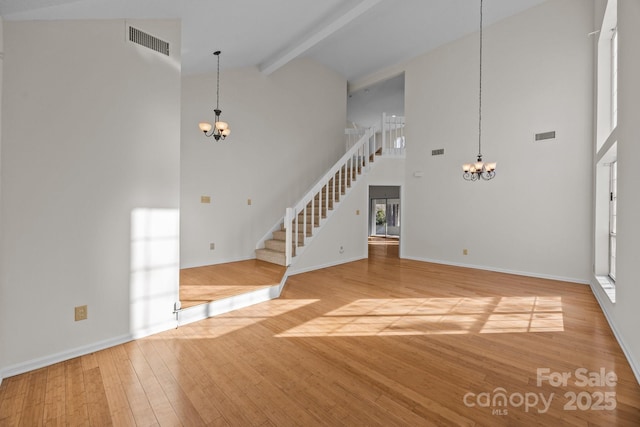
[276,296,564,337]
[147,299,320,339]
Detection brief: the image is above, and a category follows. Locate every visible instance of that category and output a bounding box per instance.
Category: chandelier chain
[478,0,483,158]
[216,52,221,110]
[461,0,495,181]
[198,50,230,141]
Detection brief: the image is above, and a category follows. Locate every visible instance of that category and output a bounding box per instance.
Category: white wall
[402,0,593,283]
[347,73,404,129]
[590,0,640,381]
[0,19,181,375]
[180,59,346,268]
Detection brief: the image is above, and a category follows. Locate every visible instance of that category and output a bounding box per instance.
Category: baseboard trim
[288,256,367,276]
[402,255,590,285]
[589,279,640,385]
[0,334,132,380]
[180,255,253,270]
[131,321,180,340]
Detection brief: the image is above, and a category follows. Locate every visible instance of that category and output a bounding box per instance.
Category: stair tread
[257,248,284,254]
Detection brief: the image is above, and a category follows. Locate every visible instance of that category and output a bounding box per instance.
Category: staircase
[256,128,374,266]
[256,164,356,266]
[255,113,405,267]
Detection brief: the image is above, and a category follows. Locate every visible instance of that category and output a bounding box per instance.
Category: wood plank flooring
[1,253,639,426]
[179,259,286,308]
[368,236,399,258]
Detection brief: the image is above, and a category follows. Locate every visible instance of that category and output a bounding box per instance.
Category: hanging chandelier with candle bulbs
[462,0,496,181]
[199,51,231,141]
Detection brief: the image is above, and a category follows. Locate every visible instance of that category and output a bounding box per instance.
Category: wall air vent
[431,148,445,156]
[535,131,556,141]
[129,26,169,56]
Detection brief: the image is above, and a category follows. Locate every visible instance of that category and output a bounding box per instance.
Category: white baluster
[364,130,370,169]
[381,112,386,155]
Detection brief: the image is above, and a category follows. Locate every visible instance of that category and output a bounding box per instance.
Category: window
[594,0,617,303]
[609,161,617,281]
[611,28,618,130]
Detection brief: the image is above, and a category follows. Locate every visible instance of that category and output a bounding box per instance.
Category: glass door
[371,198,400,237]
[386,198,400,237]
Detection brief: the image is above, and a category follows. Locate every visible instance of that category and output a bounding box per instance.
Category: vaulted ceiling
[0,0,548,82]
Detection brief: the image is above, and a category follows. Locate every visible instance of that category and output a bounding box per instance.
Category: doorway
[369,186,400,258]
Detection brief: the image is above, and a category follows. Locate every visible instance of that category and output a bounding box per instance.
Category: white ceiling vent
[129,26,169,56]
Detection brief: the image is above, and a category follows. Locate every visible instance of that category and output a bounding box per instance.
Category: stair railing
[345,127,367,152]
[284,128,374,266]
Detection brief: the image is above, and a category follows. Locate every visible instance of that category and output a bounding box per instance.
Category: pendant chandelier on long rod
[462,0,496,181]
[199,50,231,141]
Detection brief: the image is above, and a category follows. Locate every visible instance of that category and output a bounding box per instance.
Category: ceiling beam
[259,0,384,76]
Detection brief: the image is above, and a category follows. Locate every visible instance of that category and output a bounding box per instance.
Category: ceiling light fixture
[199,51,231,141]
[463,0,496,181]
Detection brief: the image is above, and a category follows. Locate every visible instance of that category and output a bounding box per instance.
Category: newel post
[285,207,293,266]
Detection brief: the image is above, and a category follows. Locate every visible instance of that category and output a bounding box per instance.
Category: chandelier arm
[481,170,496,180]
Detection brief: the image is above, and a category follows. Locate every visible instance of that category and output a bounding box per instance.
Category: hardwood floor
[1,253,639,426]
[179,260,286,309]
[368,236,399,258]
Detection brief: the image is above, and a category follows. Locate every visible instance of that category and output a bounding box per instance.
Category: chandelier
[462,0,496,181]
[199,51,231,140]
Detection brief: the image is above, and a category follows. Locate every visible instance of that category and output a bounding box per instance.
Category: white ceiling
[0,0,548,82]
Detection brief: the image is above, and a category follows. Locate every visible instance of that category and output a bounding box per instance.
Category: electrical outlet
[463,249,468,255]
[75,305,88,321]
[247,198,252,205]
[210,243,215,250]
[201,196,211,204]
[356,209,360,215]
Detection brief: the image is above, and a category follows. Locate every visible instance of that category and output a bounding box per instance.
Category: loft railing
[346,114,405,156]
[283,128,375,266]
[381,112,405,156]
